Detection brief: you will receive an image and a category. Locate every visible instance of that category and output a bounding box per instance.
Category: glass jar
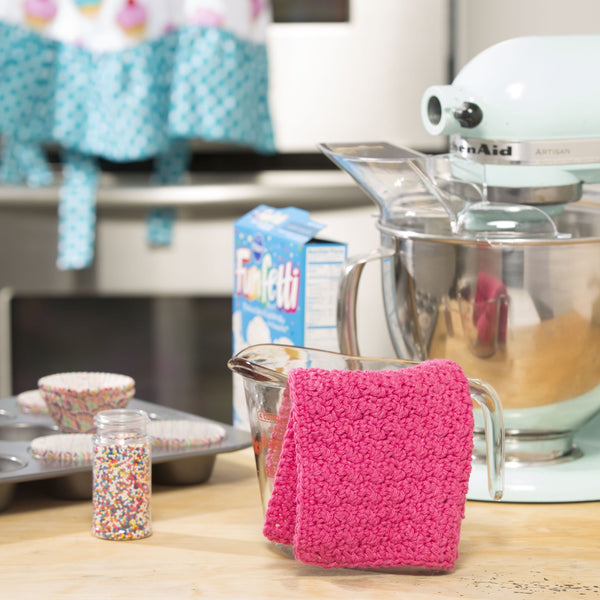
[92,409,152,540]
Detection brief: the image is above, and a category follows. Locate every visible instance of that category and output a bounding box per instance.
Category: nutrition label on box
[304,244,347,351]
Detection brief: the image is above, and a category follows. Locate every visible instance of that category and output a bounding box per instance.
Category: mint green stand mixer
[423,34,600,201]
[326,35,600,502]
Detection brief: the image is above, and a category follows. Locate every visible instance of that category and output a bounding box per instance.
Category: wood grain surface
[0,448,598,599]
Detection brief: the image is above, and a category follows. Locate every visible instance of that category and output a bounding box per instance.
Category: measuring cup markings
[253,432,269,456]
[258,411,277,423]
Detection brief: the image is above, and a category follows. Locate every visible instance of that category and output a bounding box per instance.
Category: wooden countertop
[1,448,599,599]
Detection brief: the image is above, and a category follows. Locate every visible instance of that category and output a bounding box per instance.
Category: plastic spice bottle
[92,409,152,540]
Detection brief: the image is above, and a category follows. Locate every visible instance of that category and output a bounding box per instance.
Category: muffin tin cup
[0,397,251,510]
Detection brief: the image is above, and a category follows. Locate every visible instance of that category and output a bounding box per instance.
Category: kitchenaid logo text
[234,247,300,312]
[451,140,513,157]
[450,136,599,166]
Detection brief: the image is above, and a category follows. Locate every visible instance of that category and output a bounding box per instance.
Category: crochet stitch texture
[263,360,474,570]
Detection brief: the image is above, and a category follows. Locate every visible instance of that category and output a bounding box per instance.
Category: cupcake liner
[17,389,49,416]
[38,372,135,433]
[31,433,93,465]
[31,419,226,463]
[149,420,226,451]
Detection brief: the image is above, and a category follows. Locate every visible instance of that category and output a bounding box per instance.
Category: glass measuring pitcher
[228,344,504,515]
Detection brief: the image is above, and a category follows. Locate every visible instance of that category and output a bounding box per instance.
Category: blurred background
[1,0,599,423]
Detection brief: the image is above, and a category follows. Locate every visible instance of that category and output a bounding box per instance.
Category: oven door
[0,170,393,421]
[0,290,234,423]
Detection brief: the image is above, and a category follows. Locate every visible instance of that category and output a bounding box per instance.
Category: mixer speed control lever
[453,102,483,128]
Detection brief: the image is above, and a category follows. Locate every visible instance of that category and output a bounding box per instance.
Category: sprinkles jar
[92,409,152,540]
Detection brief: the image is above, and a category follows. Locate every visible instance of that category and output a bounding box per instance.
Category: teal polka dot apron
[0,1,275,269]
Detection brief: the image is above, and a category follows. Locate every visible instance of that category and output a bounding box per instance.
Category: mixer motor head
[421,35,600,206]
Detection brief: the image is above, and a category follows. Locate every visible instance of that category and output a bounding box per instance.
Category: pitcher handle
[468,378,505,500]
[337,247,396,356]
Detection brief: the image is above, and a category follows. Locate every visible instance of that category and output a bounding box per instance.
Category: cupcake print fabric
[0,1,275,269]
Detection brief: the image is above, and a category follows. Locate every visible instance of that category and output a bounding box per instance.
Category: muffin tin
[0,396,251,511]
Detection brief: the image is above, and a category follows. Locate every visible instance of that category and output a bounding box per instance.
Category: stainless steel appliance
[267,0,449,153]
[330,35,600,502]
[0,0,445,417]
[0,169,392,424]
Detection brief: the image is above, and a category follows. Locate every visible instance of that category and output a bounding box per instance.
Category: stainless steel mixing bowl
[339,201,600,461]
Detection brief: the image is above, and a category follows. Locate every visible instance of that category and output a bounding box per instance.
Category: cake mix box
[232,204,347,429]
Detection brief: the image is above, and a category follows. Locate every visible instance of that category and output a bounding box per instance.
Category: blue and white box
[232,204,347,429]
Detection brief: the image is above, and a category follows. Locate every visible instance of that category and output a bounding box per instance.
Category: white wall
[454,0,600,71]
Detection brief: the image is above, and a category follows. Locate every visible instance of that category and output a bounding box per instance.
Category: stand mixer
[324,35,600,502]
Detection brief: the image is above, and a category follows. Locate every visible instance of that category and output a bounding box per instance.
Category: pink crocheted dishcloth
[262,360,474,570]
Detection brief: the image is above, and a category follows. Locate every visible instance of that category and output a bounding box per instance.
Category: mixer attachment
[456,201,569,239]
[319,141,570,241]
